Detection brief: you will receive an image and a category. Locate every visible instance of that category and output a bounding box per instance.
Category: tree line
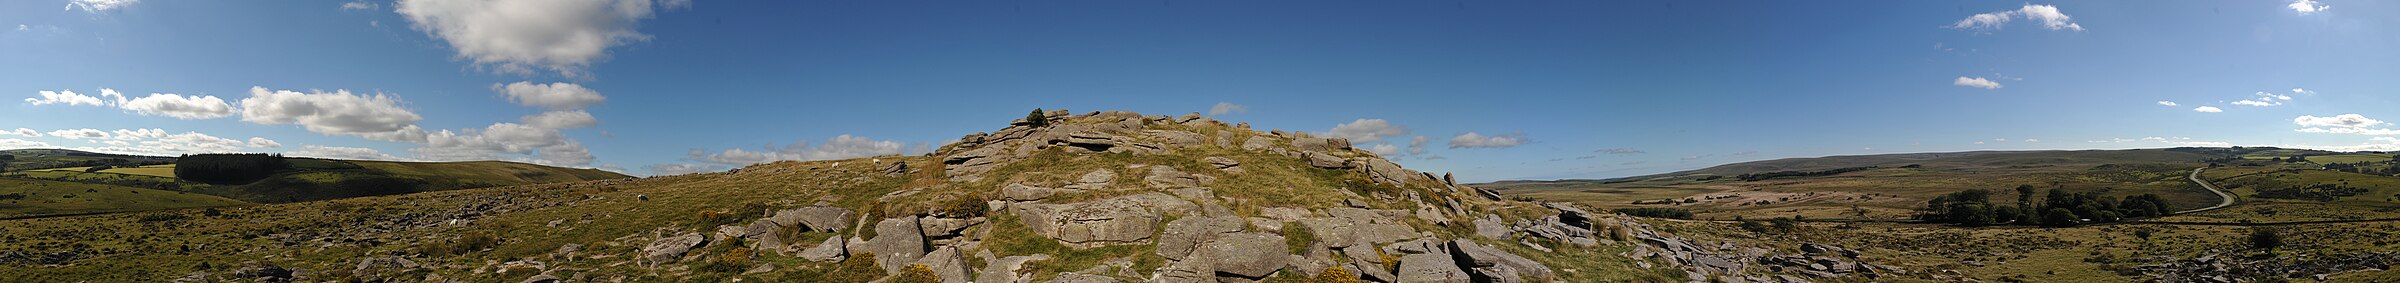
[175,153,292,185]
[1917,185,2172,227]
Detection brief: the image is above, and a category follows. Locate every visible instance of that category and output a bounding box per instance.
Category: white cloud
[1448,132,1526,149]
[496,82,606,110]
[644,163,726,176]
[1323,119,1409,143]
[2231,100,2276,106]
[3,128,39,137]
[2295,114,2385,128]
[67,0,138,13]
[25,90,108,106]
[2289,0,2329,14]
[395,0,690,76]
[119,93,236,119]
[2025,139,2042,143]
[46,129,109,140]
[147,132,248,154]
[0,139,53,150]
[1950,4,2084,32]
[13,25,24,32]
[1208,102,1248,116]
[413,122,592,166]
[687,134,914,166]
[2290,115,2400,137]
[1365,144,1403,156]
[2193,106,2223,113]
[1405,136,1429,155]
[2157,101,2178,106]
[287,145,408,161]
[246,137,282,148]
[239,87,427,142]
[1953,76,2003,89]
[112,128,165,140]
[2297,127,2400,135]
[1595,148,1645,155]
[27,89,238,119]
[340,1,378,11]
[522,110,599,129]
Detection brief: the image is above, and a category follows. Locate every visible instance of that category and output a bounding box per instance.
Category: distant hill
[1482,148,2239,187]
[0,148,176,172]
[0,178,246,219]
[0,149,630,204]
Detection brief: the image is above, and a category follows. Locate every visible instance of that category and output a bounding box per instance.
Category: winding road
[2175,167,2237,215]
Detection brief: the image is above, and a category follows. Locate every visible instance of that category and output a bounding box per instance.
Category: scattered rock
[1203,157,1241,172]
[797,236,847,262]
[912,246,973,283]
[1158,216,1245,261]
[978,254,1052,283]
[643,233,708,266]
[1450,239,1554,282]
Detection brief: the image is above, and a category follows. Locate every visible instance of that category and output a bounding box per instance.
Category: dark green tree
[2041,208,2079,227]
[1025,108,1050,127]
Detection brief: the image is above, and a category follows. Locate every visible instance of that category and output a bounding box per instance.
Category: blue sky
[4,0,2397,181]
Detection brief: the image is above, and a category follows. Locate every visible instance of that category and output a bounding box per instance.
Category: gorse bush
[891,264,941,283]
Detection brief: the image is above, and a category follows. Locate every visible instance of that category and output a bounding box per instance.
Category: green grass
[0,177,246,218]
[2307,154,2395,164]
[35,164,182,178]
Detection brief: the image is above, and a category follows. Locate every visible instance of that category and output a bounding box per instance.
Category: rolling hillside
[1,149,630,208]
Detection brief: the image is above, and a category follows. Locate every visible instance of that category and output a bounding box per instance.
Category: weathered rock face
[1397,253,1473,283]
[1293,137,1352,152]
[1013,193,1197,248]
[1197,232,1290,279]
[1202,156,1241,173]
[643,233,708,266]
[867,217,928,272]
[797,236,847,262]
[978,254,1051,283]
[913,246,973,283]
[1157,216,1244,261]
[1302,208,1422,249]
[1450,239,1553,282]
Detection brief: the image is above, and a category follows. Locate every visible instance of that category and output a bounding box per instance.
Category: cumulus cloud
[412,123,593,166]
[4,128,40,137]
[2157,101,2178,106]
[1365,144,1403,156]
[239,87,428,142]
[1950,4,2084,32]
[687,134,915,166]
[0,138,54,149]
[47,129,109,140]
[247,137,282,148]
[496,82,606,110]
[2293,114,2400,135]
[1208,102,1247,116]
[1323,119,1409,143]
[67,0,138,13]
[396,0,690,76]
[1448,132,1526,149]
[645,163,727,176]
[119,93,236,119]
[2295,114,2385,128]
[2233,91,2294,107]
[2193,106,2223,113]
[1953,76,2003,89]
[2289,0,2329,14]
[25,89,109,106]
[522,110,599,129]
[287,145,408,161]
[26,89,238,119]
[112,128,165,140]
[340,1,378,11]
[1405,136,1429,155]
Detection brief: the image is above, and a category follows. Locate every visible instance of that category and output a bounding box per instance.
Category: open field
[34,164,179,178]
[2308,154,2396,164]
[1491,162,2217,220]
[0,177,247,218]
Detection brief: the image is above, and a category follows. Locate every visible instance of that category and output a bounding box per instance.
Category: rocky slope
[0,110,1914,282]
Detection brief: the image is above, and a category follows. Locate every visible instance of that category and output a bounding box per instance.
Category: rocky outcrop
[1397,253,1473,283]
[797,236,847,262]
[866,217,928,272]
[643,233,708,266]
[913,246,973,283]
[1196,233,1289,279]
[1157,216,1244,261]
[1450,239,1552,283]
[1013,193,1198,248]
[1202,156,1240,173]
[978,254,1052,283]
